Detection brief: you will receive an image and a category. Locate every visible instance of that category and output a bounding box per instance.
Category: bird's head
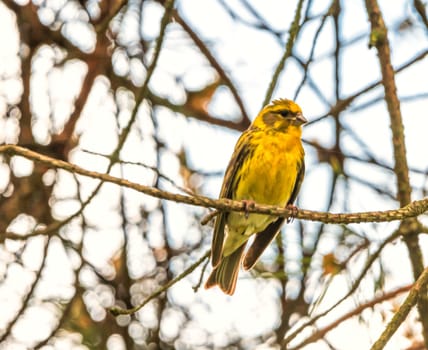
[252,99,307,132]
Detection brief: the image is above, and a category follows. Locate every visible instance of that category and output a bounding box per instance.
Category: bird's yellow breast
[222,126,304,256]
[234,127,303,205]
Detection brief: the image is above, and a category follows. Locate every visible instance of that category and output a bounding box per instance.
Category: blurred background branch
[0,0,427,349]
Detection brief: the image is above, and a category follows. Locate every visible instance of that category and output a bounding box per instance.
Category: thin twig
[413,0,428,29]
[192,256,210,292]
[306,49,428,126]
[263,0,306,106]
[82,149,195,196]
[288,284,413,350]
[283,230,400,346]
[173,11,250,127]
[200,210,218,225]
[370,268,428,350]
[294,0,334,100]
[0,236,51,342]
[113,0,176,160]
[109,250,210,315]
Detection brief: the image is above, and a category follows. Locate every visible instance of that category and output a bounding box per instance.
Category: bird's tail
[204,244,246,295]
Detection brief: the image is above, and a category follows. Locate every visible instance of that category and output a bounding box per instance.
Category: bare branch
[0,145,427,228]
[365,0,428,343]
[370,268,428,350]
[263,0,305,106]
[109,250,210,315]
[289,284,413,350]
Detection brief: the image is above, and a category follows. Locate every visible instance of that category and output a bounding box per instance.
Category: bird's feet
[241,199,256,219]
[286,204,298,223]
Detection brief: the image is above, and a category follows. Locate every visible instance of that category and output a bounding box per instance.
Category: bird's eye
[279,110,290,118]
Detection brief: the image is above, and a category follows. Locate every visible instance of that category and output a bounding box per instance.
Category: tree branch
[109,250,210,315]
[263,0,305,106]
[370,268,428,350]
[288,284,413,350]
[1,145,427,228]
[113,0,176,160]
[173,11,250,127]
[365,0,428,345]
[282,229,400,346]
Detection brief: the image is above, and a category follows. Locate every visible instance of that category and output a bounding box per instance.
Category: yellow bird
[205,98,306,295]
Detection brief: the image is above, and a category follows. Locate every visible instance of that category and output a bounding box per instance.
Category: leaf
[322,253,342,276]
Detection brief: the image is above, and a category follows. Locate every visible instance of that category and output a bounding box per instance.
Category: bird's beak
[296,112,307,125]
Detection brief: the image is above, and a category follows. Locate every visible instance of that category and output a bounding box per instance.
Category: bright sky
[0,0,427,349]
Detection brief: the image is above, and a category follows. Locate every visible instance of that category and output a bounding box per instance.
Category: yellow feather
[224,127,304,255]
[205,98,306,295]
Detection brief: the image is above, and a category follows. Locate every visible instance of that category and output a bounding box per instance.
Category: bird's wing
[242,218,283,270]
[287,161,305,206]
[243,160,305,270]
[211,130,254,267]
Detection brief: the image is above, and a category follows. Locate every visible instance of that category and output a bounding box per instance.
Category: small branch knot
[369,28,387,48]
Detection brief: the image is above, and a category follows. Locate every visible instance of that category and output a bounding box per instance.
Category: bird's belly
[223,138,302,256]
[228,153,297,234]
[235,141,300,206]
[224,211,274,256]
